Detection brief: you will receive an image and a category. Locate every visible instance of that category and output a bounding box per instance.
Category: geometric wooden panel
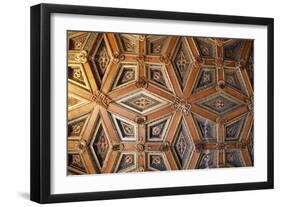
[116,90,170,115]
[197,150,218,169]
[112,64,138,90]
[67,31,254,175]
[112,114,138,141]
[196,92,244,115]
[90,118,111,170]
[194,38,216,58]
[147,153,170,171]
[193,114,217,143]
[147,64,173,92]
[193,67,216,93]
[147,116,171,142]
[172,37,193,90]
[172,119,193,169]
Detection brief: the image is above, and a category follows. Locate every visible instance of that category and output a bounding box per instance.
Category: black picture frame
[30,3,274,204]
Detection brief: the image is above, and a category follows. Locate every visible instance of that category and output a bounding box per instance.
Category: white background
[0,0,279,206]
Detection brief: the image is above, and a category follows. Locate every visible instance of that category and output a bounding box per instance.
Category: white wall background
[0,0,279,206]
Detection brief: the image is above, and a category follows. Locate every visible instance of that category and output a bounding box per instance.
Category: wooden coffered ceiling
[67,31,254,175]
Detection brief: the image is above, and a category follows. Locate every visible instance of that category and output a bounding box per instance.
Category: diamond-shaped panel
[172,38,193,90]
[89,36,112,87]
[196,93,243,115]
[92,40,110,77]
[117,90,170,115]
[90,119,111,169]
[173,120,193,168]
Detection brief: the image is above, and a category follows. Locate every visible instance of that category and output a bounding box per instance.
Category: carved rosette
[216,143,226,150]
[113,51,125,63]
[135,77,148,88]
[112,143,125,152]
[160,55,170,65]
[215,58,224,70]
[216,80,226,91]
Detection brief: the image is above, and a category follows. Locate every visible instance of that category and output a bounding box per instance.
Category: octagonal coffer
[90,118,111,169]
[196,92,244,115]
[172,38,193,90]
[172,119,193,169]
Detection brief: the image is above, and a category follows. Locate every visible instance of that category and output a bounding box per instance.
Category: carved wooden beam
[68,50,88,63]
[91,90,112,108]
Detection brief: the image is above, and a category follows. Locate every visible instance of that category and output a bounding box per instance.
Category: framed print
[30,3,274,203]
